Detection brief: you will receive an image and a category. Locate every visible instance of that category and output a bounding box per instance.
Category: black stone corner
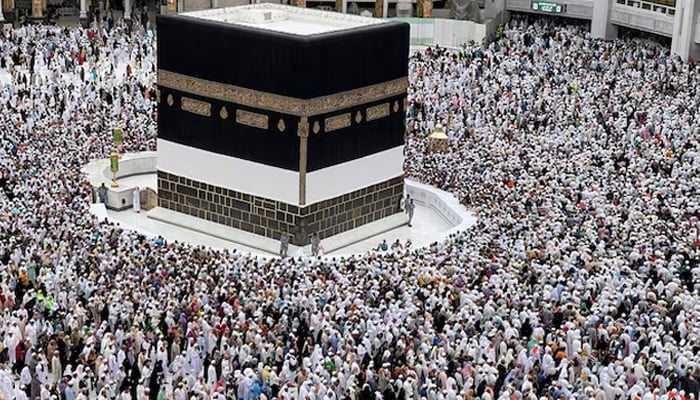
[290,216,310,246]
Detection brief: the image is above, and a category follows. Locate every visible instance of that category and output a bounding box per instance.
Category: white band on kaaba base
[158,139,404,207]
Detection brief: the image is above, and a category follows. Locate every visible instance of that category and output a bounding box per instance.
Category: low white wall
[81,152,158,210]
[610,3,675,37]
[394,17,492,46]
[80,151,158,183]
[404,178,473,233]
[105,189,135,211]
[115,153,158,179]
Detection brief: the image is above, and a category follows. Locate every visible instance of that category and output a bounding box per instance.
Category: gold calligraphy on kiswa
[158,70,408,118]
[324,113,352,133]
[236,109,269,130]
[181,97,212,117]
[366,103,390,122]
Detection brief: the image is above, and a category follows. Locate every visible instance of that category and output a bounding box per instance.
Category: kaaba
[156,4,409,246]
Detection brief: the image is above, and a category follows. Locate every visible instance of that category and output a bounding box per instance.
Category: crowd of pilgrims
[0,13,698,400]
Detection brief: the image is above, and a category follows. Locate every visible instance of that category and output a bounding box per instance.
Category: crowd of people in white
[0,13,698,400]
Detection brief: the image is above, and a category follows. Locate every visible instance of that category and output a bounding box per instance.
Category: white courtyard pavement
[97,174,476,258]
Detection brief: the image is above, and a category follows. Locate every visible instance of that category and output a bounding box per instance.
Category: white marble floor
[105,202,455,257]
[104,206,267,254]
[329,206,453,256]
[101,174,475,257]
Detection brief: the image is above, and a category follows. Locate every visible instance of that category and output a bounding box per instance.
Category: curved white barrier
[394,17,500,47]
[81,154,477,255]
[81,152,158,210]
[404,178,474,233]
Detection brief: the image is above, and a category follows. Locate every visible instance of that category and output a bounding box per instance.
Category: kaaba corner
[155,4,410,246]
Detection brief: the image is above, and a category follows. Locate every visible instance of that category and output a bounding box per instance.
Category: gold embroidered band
[158,70,408,118]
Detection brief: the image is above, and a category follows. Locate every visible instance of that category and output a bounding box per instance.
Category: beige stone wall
[374,0,382,16]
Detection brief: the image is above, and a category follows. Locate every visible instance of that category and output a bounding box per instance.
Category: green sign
[532,1,564,13]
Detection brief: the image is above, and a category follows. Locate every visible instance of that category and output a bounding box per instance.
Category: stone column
[80,0,89,27]
[416,0,422,16]
[292,0,306,7]
[422,0,431,17]
[590,0,617,40]
[374,0,382,16]
[382,0,388,17]
[31,0,42,18]
[123,0,132,25]
[671,0,700,60]
[1,0,12,23]
[211,0,218,8]
[297,117,309,206]
[335,0,341,11]
[342,0,347,12]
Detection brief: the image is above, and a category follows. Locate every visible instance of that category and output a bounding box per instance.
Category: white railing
[616,0,675,16]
